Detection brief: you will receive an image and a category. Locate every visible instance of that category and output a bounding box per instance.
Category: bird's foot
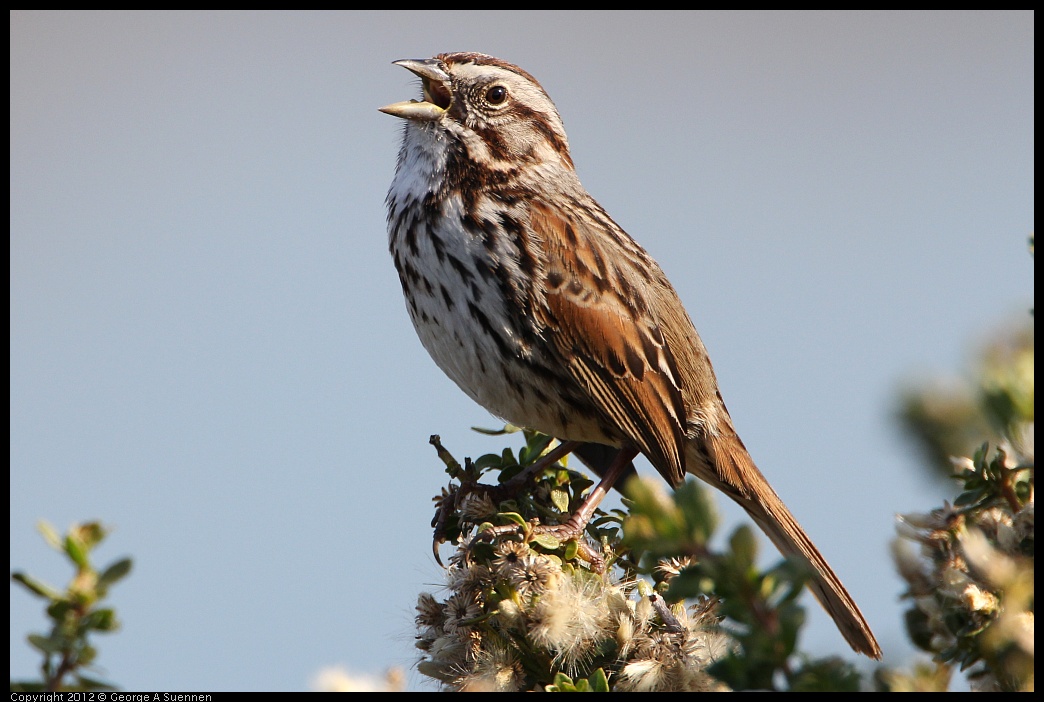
[430,440,585,565]
[467,515,606,572]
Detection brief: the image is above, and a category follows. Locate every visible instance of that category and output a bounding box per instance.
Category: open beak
[379,58,453,121]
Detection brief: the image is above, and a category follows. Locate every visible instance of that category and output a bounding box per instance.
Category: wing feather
[530,205,688,486]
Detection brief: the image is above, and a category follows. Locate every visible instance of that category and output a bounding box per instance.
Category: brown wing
[530,205,689,486]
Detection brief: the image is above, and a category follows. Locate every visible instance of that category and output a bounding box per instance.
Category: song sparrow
[381,52,881,659]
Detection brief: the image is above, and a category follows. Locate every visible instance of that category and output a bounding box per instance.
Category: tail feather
[694,435,882,659]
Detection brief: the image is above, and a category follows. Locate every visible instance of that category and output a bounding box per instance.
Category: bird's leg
[532,446,639,541]
[494,439,584,496]
[432,439,584,561]
[470,446,640,571]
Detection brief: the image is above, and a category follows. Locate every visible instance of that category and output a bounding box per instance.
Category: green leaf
[531,533,562,551]
[498,463,525,483]
[36,521,62,550]
[74,522,107,551]
[570,478,594,495]
[563,539,579,562]
[589,514,622,527]
[547,672,578,692]
[417,659,457,684]
[98,558,133,591]
[64,534,89,569]
[27,634,64,655]
[472,453,503,471]
[77,644,98,667]
[522,433,554,463]
[777,601,806,654]
[11,572,61,600]
[550,486,570,513]
[675,479,718,544]
[729,524,757,570]
[83,608,118,632]
[663,568,711,602]
[471,424,519,436]
[589,667,610,692]
[790,656,862,691]
[498,512,527,528]
[954,487,988,507]
[46,599,74,621]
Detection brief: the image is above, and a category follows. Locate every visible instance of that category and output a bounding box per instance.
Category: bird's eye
[485,85,508,105]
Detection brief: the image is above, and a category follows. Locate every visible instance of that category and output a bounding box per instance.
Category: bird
[380,51,881,659]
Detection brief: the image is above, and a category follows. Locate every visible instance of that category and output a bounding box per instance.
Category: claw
[432,540,443,567]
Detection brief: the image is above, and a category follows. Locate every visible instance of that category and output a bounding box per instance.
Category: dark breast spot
[439,284,455,310]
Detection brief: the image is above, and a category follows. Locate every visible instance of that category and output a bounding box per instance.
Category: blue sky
[10,11,1033,691]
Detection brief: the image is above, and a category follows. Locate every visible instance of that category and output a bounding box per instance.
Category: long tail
[694,432,882,659]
